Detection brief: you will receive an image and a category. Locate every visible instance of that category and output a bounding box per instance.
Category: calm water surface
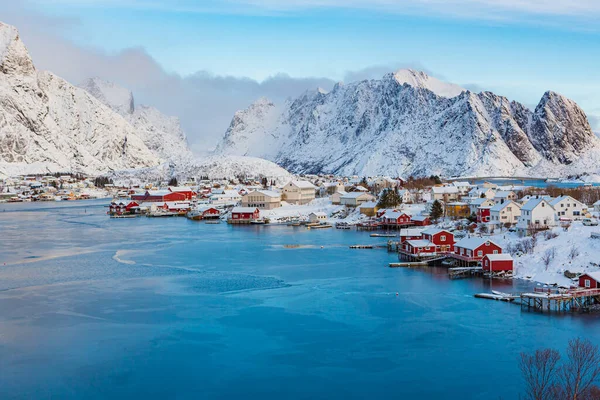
[0,200,599,399]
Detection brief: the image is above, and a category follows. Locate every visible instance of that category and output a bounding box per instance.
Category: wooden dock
[350,245,374,249]
[389,262,428,268]
[448,266,483,279]
[520,288,600,312]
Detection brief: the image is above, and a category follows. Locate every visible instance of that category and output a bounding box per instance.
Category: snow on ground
[260,198,345,223]
[446,221,600,287]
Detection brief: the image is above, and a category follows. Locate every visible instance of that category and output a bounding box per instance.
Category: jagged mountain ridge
[79,77,194,165]
[0,22,167,177]
[216,69,599,178]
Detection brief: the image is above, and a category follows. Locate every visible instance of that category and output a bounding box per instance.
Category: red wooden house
[482,254,513,272]
[579,272,600,289]
[421,228,455,253]
[477,206,492,223]
[411,215,431,226]
[198,206,220,219]
[381,211,412,226]
[229,207,260,224]
[168,186,197,201]
[401,239,437,256]
[398,228,424,243]
[453,238,502,262]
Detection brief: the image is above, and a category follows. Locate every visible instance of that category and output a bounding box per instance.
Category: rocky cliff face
[0,22,163,177]
[80,77,193,164]
[216,69,599,178]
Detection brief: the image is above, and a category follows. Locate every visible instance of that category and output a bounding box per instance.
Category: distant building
[229,207,260,224]
[308,212,327,223]
[283,180,316,205]
[482,254,514,272]
[340,192,376,207]
[358,201,379,217]
[242,190,281,210]
[517,197,556,234]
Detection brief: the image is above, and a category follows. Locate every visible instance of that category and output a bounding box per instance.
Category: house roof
[470,198,493,206]
[455,237,499,250]
[432,186,458,194]
[342,192,372,199]
[169,186,195,193]
[411,215,429,221]
[484,253,513,261]
[421,228,450,236]
[406,239,433,248]
[232,206,259,213]
[383,211,409,219]
[521,197,550,211]
[359,201,378,208]
[249,189,281,198]
[549,195,583,207]
[582,271,600,282]
[289,180,316,189]
[399,228,423,236]
[310,212,327,217]
[490,200,521,212]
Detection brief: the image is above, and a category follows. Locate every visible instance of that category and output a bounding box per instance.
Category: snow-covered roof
[490,200,520,212]
[469,198,493,206]
[248,189,281,198]
[455,237,499,250]
[232,206,258,213]
[521,197,550,211]
[484,253,513,261]
[549,195,582,207]
[342,192,372,199]
[169,186,195,193]
[432,186,458,194]
[422,228,449,236]
[405,239,433,248]
[411,215,429,221]
[146,190,171,196]
[452,181,471,188]
[399,228,423,236]
[582,272,600,282]
[310,212,327,217]
[352,186,369,192]
[383,211,408,219]
[289,180,316,189]
[359,201,378,208]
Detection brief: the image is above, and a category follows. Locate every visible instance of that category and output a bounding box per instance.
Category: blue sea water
[0,200,599,399]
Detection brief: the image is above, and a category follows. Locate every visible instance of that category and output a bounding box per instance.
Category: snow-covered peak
[392,69,466,98]
[80,77,134,115]
[0,22,34,76]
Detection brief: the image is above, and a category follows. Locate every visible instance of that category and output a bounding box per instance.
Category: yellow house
[359,201,379,217]
[241,190,281,210]
[446,202,470,219]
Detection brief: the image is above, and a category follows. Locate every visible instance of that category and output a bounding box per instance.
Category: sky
[1,0,599,152]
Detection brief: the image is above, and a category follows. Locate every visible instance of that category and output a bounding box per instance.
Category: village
[4,172,600,312]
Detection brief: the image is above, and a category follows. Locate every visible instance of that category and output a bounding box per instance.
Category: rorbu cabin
[579,272,600,289]
[482,254,514,272]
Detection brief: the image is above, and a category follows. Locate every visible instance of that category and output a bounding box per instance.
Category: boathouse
[452,238,502,265]
[198,206,220,219]
[402,239,436,256]
[381,211,412,227]
[398,228,423,243]
[229,207,260,224]
[168,186,197,201]
[579,272,600,289]
[482,254,513,272]
[131,190,187,203]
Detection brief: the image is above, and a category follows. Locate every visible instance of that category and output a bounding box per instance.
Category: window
[477,250,483,256]
[585,279,591,288]
[441,235,446,241]
[493,250,498,254]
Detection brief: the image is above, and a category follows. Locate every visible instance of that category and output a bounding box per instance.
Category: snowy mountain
[216,69,600,178]
[0,22,162,177]
[80,77,194,164]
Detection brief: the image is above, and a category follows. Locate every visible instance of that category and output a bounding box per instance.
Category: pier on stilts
[520,288,600,312]
[448,266,483,279]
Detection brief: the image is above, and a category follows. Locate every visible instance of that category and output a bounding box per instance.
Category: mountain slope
[0,22,161,177]
[80,77,194,164]
[216,69,600,178]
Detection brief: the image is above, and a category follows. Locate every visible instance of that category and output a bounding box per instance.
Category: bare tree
[560,338,600,400]
[542,248,556,270]
[519,348,561,400]
[569,246,580,261]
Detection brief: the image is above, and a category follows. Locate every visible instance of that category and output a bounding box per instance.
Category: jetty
[520,288,600,312]
[448,266,483,279]
[389,262,428,268]
[474,292,518,302]
[307,224,332,229]
[370,233,397,238]
[350,245,374,249]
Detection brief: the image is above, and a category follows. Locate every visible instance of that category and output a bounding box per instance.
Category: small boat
[370,233,397,238]
[186,210,203,220]
[251,219,266,224]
